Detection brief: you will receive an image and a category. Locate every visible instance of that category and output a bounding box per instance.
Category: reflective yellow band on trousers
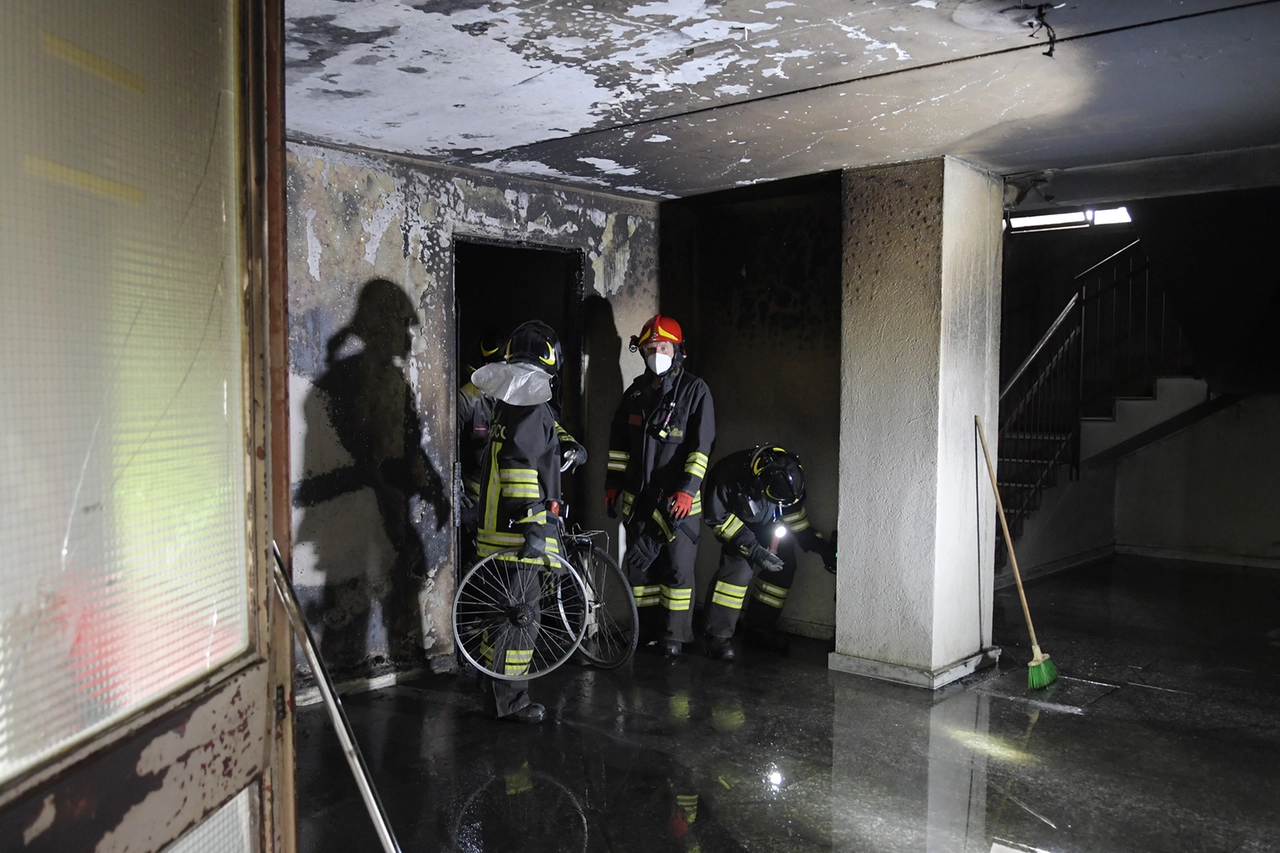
[504,649,533,676]
[753,579,789,609]
[711,580,748,609]
[633,584,661,607]
[660,585,692,611]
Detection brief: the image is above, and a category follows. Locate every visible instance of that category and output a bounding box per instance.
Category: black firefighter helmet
[504,320,562,373]
[749,445,805,509]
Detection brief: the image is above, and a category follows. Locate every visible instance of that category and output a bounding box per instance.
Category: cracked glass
[0,0,249,784]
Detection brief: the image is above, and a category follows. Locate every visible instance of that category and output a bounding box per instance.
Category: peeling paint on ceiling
[285,0,1280,202]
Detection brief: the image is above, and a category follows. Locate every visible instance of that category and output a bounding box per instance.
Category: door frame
[450,236,588,533]
[0,1,294,850]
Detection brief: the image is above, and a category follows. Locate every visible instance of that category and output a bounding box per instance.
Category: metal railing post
[270,542,404,853]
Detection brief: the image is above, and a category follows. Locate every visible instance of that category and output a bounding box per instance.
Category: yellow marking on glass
[42,31,146,93]
[25,156,144,204]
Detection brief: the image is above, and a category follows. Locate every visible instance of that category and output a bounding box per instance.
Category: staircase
[995,240,1195,559]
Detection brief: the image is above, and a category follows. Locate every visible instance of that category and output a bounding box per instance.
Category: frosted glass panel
[0,0,249,782]
[165,785,258,853]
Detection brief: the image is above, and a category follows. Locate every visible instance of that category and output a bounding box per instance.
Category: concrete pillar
[830,157,1002,689]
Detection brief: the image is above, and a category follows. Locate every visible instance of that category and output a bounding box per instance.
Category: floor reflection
[296,557,1280,852]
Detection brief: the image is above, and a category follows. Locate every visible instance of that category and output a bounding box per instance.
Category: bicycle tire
[453,549,588,681]
[575,545,639,669]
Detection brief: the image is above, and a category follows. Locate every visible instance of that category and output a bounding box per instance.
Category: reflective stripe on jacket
[702,448,825,556]
[477,400,561,561]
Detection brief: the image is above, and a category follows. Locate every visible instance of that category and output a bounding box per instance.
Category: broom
[975,415,1058,690]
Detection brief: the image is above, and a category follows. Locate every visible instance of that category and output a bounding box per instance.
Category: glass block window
[0,0,250,783]
[164,785,258,853]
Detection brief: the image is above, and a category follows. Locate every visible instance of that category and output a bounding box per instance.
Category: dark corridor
[454,239,586,504]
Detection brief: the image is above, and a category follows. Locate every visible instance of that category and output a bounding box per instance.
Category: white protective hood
[472,361,554,406]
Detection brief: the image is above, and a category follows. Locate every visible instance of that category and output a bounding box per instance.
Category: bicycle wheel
[575,546,639,669]
[452,769,587,853]
[454,549,589,681]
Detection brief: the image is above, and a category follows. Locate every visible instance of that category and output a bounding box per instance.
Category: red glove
[669,491,694,520]
[605,488,619,518]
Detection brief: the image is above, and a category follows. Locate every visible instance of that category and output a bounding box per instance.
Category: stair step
[998,457,1061,464]
[1001,432,1072,441]
[996,482,1037,489]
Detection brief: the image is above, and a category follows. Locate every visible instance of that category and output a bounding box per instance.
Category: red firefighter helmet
[630,314,684,351]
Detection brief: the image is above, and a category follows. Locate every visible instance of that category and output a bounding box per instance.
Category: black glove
[560,441,587,472]
[625,533,662,577]
[518,530,546,561]
[749,543,786,573]
[459,487,478,530]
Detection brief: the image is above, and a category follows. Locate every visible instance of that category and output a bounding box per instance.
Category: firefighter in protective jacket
[606,314,715,658]
[701,446,836,660]
[459,328,584,540]
[470,320,582,723]
[458,327,506,532]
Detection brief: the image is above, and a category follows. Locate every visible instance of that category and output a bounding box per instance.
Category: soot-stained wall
[661,174,843,637]
[286,142,659,681]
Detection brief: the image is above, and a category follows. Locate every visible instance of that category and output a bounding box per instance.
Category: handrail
[1072,238,1142,280]
[999,292,1078,401]
[1082,262,1148,300]
[271,542,404,853]
[995,234,1192,566]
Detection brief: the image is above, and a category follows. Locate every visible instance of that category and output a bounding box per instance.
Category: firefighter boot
[503,703,546,724]
[705,636,735,662]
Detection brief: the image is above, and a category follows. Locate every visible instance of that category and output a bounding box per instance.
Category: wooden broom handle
[975,415,1041,650]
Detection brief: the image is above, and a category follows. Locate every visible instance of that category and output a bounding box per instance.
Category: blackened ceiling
[284,0,1280,206]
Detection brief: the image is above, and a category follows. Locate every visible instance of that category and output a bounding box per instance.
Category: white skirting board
[295,668,425,707]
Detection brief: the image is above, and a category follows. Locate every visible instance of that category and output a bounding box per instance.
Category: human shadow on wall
[293,278,449,676]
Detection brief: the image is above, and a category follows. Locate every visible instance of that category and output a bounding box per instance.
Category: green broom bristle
[1027,655,1058,690]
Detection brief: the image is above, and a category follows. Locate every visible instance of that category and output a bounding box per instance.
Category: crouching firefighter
[470,320,582,723]
[702,446,836,659]
[607,314,715,659]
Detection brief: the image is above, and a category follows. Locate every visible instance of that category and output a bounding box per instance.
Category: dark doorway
[454,239,586,514]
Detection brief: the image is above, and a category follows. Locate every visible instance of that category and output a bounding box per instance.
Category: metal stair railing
[1076,240,1192,413]
[996,239,1192,549]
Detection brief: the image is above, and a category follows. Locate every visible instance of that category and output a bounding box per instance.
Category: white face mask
[645,352,673,375]
[471,362,554,406]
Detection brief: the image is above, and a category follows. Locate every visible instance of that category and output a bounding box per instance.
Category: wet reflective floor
[295,557,1280,852]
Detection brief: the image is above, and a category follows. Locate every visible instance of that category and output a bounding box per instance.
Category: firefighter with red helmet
[701,445,836,660]
[469,319,583,723]
[606,314,716,658]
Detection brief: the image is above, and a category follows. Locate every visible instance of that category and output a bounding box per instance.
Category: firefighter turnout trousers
[704,534,798,639]
[480,564,540,717]
[629,525,700,644]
